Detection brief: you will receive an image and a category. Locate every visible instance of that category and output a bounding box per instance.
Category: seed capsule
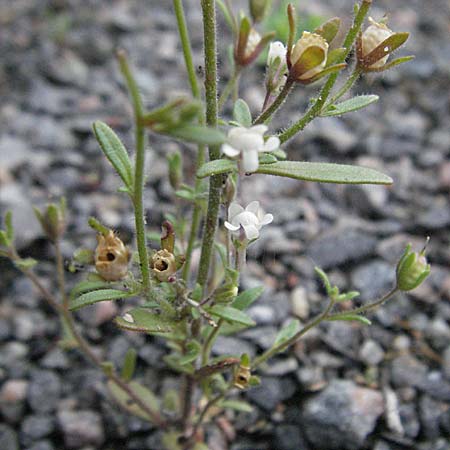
[396,242,431,292]
[94,231,130,281]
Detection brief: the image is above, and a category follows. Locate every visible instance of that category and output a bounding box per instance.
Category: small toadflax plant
[0,0,429,448]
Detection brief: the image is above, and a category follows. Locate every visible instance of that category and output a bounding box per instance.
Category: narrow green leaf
[321,95,379,117]
[114,308,184,339]
[326,48,346,67]
[231,286,265,311]
[335,291,360,302]
[197,159,237,178]
[121,348,137,382]
[168,126,226,145]
[178,341,201,366]
[70,280,113,300]
[14,258,38,270]
[256,161,393,185]
[314,17,340,44]
[369,55,414,73]
[0,230,9,247]
[327,314,372,325]
[93,121,133,190]
[164,355,195,374]
[259,153,278,164]
[5,211,13,242]
[233,99,252,127]
[69,288,133,311]
[314,267,332,295]
[273,319,301,347]
[107,380,159,422]
[220,399,253,413]
[209,305,256,326]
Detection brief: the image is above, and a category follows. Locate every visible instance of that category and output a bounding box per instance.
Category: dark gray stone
[212,336,256,358]
[20,414,54,443]
[25,441,55,450]
[307,228,377,269]
[301,380,383,450]
[390,355,428,388]
[419,396,444,440]
[273,424,308,450]
[27,370,61,413]
[351,260,395,301]
[0,424,19,450]
[399,403,420,438]
[246,376,296,411]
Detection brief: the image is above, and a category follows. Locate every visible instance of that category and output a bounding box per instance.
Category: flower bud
[361,18,393,68]
[396,242,431,292]
[289,31,328,82]
[95,230,130,281]
[150,249,183,282]
[34,199,67,242]
[233,354,252,389]
[250,0,270,23]
[267,41,287,67]
[167,150,183,190]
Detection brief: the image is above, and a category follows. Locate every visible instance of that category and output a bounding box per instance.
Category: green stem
[327,287,398,320]
[253,78,295,125]
[218,67,241,112]
[173,0,201,99]
[202,319,223,365]
[279,0,372,143]
[252,298,335,369]
[191,392,225,437]
[117,50,151,292]
[197,0,222,290]
[325,67,362,107]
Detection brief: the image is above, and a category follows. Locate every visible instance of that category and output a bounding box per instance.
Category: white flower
[224,201,273,241]
[245,28,262,58]
[222,125,280,173]
[361,17,394,68]
[267,41,287,66]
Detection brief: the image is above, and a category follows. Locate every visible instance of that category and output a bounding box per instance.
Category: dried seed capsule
[95,231,130,281]
[150,249,178,282]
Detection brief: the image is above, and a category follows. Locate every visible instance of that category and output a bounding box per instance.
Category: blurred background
[0,0,449,449]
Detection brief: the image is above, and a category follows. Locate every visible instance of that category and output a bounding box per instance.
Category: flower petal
[242,149,259,173]
[245,201,260,215]
[263,136,280,152]
[228,202,244,220]
[250,125,268,136]
[224,221,240,232]
[260,213,274,226]
[242,223,260,240]
[222,143,241,158]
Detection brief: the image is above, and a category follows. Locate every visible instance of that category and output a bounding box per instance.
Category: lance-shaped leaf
[233,99,252,127]
[321,95,379,117]
[70,280,113,300]
[220,399,253,413]
[121,348,137,382]
[93,121,133,191]
[107,380,159,422]
[259,153,278,165]
[231,286,265,311]
[168,125,226,145]
[367,55,415,73]
[178,341,201,366]
[70,288,133,311]
[197,159,237,178]
[256,161,393,185]
[273,319,301,347]
[314,17,340,44]
[327,314,371,325]
[114,308,179,334]
[208,305,256,326]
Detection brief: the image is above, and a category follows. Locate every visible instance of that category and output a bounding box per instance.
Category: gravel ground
[0,0,449,449]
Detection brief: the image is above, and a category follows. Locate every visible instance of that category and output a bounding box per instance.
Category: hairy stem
[326,67,362,107]
[218,67,241,112]
[279,0,372,143]
[117,50,151,292]
[253,78,295,125]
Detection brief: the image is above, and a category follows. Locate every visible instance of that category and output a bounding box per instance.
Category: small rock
[0,379,28,403]
[417,204,450,230]
[0,135,29,171]
[213,336,256,358]
[240,326,278,350]
[246,376,296,411]
[301,380,384,450]
[419,396,444,440]
[57,410,105,449]
[27,370,61,413]
[0,424,18,450]
[20,414,55,443]
[24,440,54,450]
[307,227,377,269]
[44,50,89,87]
[41,348,69,369]
[291,286,309,320]
[399,402,420,438]
[261,357,298,376]
[351,260,395,301]
[359,339,385,366]
[273,424,307,450]
[390,355,428,388]
[443,346,450,380]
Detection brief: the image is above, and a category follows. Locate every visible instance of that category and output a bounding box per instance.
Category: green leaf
[314,267,332,295]
[233,99,252,127]
[327,314,372,325]
[197,159,237,178]
[208,305,256,326]
[256,161,393,185]
[273,319,301,347]
[314,17,340,44]
[321,95,379,117]
[168,125,226,145]
[72,248,95,265]
[70,280,113,299]
[164,355,195,374]
[178,341,201,366]
[220,399,253,413]
[93,121,133,191]
[5,210,13,242]
[114,307,184,338]
[259,153,278,164]
[231,286,265,311]
[121,348,137,382]
[107,380,159,422]
[0,230,9,247]
[335,291,360,302]
[14,258,38,270]
[369,55,414,73]
[70,288,133,311]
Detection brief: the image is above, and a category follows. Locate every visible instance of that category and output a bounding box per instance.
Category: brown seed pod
[94,231,130,281]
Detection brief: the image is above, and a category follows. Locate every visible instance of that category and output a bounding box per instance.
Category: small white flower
[267,41,287,66]
[224,201,273,241]
[222,125,280,173]
[245,28,262,58]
